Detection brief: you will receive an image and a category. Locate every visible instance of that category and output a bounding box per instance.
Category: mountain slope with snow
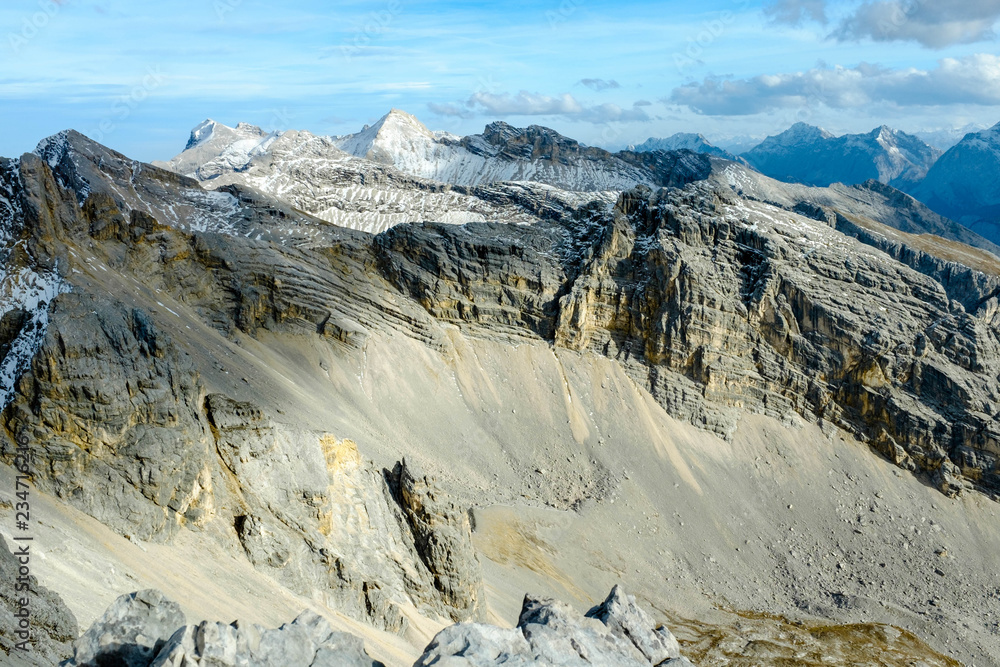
[155,113,727,234]
[742,123,941,190]
[156,121,621,234]
[910,122,1000,245]
[331,110,658,191]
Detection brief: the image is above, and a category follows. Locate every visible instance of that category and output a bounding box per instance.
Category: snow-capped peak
[186,119,220,150]
[334,109,436,163]
[155,119,281,180]
[771,122,835,146]
[627,133,739,161]
[33,130,73,169]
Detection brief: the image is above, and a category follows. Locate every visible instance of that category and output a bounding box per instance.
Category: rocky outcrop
[415,586,692,666]
[151,612,383,667]
[0,534,78,665]
[206,394,485,630]
[586,585,684,665]
[63,590,384,667]
[1,285,214,541]
[388,460,485,622]
[67,587,686,667]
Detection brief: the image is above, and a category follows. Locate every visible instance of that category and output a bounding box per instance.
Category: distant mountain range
[739,123,942,191]
[157,111,1000,247]
[627,133,742,162]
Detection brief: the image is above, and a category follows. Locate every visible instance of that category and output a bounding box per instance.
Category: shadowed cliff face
[1,132,999,663]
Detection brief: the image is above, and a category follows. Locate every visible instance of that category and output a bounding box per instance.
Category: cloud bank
[670,54,1000,115]
[766,0,1000,48]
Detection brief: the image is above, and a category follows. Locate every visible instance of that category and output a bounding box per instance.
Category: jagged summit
[186,119,219,150]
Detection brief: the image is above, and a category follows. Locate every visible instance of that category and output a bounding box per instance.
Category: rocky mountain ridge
[159,111,1000,254]
[1,126,1000,664]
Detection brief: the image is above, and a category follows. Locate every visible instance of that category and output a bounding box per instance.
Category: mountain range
[739,123,942,190]
[2,112,1000,665]
[159,112,1000,249]
[627,121,1000,246]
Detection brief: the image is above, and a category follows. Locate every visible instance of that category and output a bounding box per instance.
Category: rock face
[375,184,1000,496]
[0,534,78,665]
[415,586,692,666]
[63,590,384,667]
[388,460,485,622]
[206,395,485,629]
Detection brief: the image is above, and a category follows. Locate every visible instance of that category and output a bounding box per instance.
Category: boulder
[585,585,682,664]
[66,589,184,667]
[67,590,383,667]
[415,586,692,666]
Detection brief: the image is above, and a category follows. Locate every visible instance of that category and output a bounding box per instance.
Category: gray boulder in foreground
[64,589,185,667]
[415,585,693,666]
[585,585,683,664]
[62,590,383,667]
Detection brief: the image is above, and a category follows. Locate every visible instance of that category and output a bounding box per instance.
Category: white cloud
[467,91,583,116]
[428,90,652,124]
[767,0,1000,48]
[834,0,1000,48]
[669,54,1000,115]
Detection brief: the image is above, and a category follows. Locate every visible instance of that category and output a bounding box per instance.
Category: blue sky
[2,0,1000,160]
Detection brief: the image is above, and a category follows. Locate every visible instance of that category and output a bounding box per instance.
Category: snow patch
[0,266,70,411]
